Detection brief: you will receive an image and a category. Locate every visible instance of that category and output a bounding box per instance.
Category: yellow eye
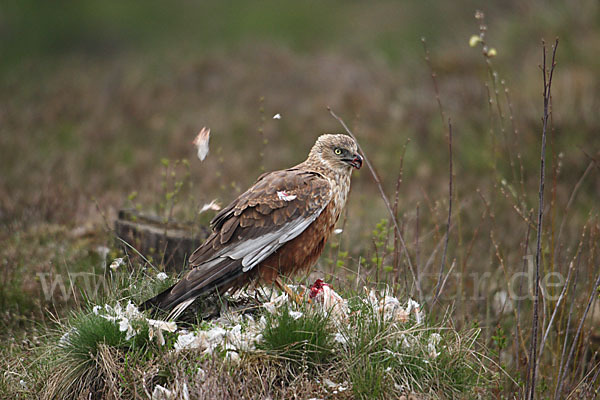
[334,148,342,155]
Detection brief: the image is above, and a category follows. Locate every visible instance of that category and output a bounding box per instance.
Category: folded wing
[141,168,332,315]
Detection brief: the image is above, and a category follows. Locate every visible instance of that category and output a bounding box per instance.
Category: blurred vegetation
[1,0,599,397]
[1,0,598,222]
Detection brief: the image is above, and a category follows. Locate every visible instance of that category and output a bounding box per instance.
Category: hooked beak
[347,153,363,169]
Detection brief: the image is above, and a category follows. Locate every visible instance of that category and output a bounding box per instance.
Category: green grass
[260,303,335,367]
[340,299,489,399]
[42,312,134,399]
[0,272,497,399]
[59,312,130,360]
[40,301,160,399]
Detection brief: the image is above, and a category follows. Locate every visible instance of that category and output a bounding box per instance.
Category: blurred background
[1,1,599,393]
[2,0,597,229]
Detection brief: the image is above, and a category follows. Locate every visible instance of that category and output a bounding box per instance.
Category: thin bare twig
[527,38,559,400]
[554,250,581,400]
[433,119,453,304]
[502,79,526,201]
[421,37,447,125]
[538,252,577,358]
[579,148,600,171]
[566,360,600,399]
[555,268,600,399]
[587,361,600,397]
[554,160,594,263]
[436,259,456,301]
[422,39,454,306]
[517,211,534,368]
[328,107,423,302]
[415,203,420,286]
[393,139,410,290]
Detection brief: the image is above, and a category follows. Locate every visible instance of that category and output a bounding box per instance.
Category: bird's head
[307,134,363,174]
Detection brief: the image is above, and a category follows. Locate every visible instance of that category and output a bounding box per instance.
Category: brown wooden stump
[114,209,209,271]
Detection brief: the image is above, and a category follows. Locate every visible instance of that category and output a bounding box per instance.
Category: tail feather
[139,283,178,313]
[167,298,196,321]
[139,258,246,317]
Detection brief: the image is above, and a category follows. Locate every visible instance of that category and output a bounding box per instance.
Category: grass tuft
[42,306,154,399]
[260,303,335,367]
[340,299,491,399]
[58,312,128,361]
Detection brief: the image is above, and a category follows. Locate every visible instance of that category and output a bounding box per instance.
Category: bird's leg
[274,276,303,305]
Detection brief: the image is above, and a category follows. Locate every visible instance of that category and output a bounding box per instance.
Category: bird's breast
[327,172,352,222]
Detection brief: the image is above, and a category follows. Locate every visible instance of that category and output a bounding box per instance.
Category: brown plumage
[141,134,362,317]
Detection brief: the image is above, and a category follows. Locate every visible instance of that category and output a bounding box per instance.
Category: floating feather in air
[199,199,221,214]
[193,127,211,161]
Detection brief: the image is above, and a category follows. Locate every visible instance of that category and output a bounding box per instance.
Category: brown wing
[141,168,332,314]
